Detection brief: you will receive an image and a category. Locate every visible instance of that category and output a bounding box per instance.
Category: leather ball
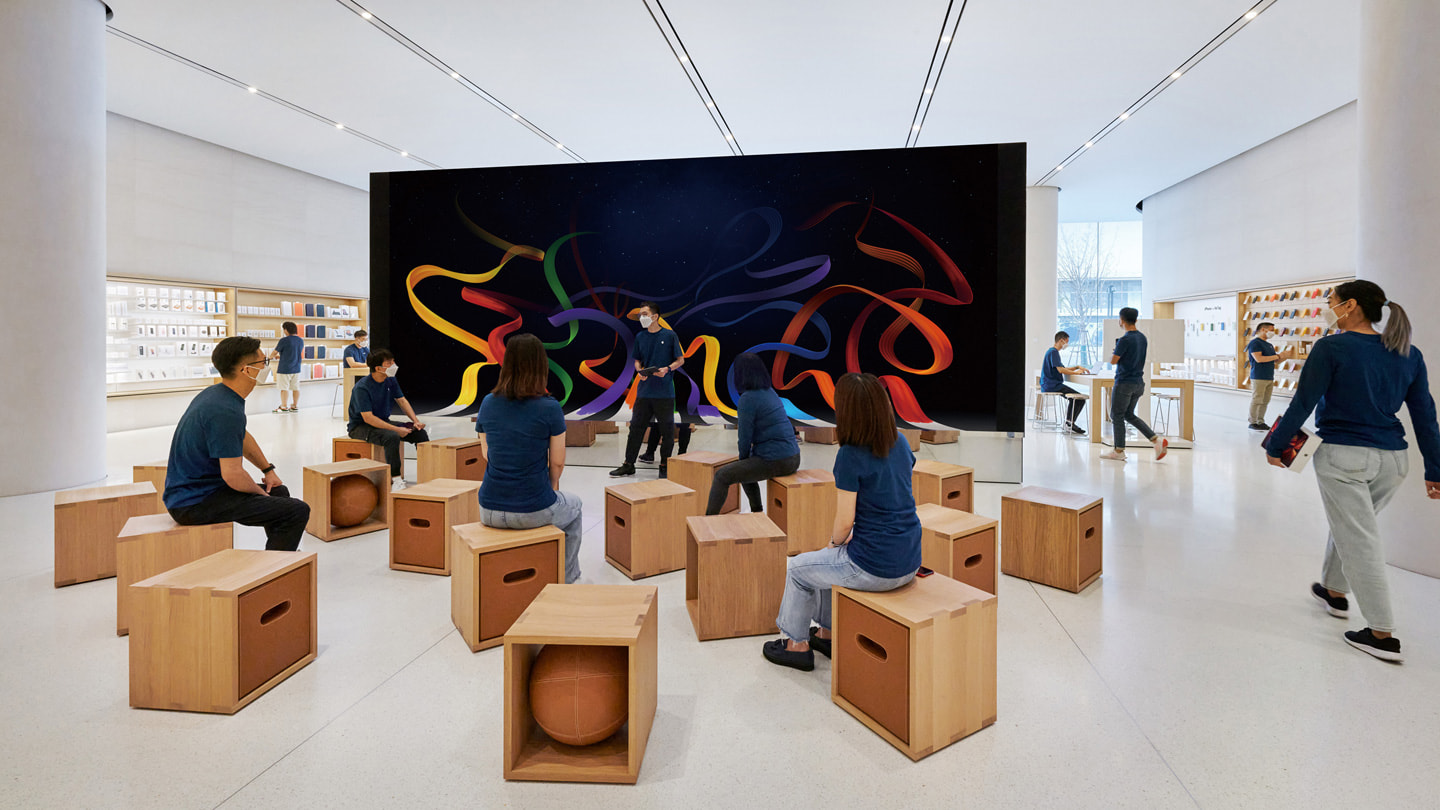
[329,474,378,527]
[529,644,628,746]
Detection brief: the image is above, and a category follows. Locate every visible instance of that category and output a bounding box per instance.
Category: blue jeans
[776,544,916,642]
[480,490,583,583]
[1109,381,1155,450]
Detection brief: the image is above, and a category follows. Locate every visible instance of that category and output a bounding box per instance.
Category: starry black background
[371,143,1025,430]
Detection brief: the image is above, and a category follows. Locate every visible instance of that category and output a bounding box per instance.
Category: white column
[1357,1,1440,577]
[0,0,109,495]
[1025,187,1060,391]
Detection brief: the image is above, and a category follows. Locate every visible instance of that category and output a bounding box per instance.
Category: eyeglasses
[246,358,270,369]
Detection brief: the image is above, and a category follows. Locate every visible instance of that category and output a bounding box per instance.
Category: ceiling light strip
[337,1,584,162]
[906,0,969,147]
[643,0,741,156]
[106,27,439,168]
[1034,0,1277,186]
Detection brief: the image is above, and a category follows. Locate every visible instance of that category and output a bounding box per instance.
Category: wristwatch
[260,464,276,474]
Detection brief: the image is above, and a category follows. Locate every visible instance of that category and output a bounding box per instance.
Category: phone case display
[234,289,367,387]
[106,279,234,395]
[1236,280,1350,390]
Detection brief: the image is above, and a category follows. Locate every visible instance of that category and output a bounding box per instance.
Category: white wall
[1142,103,1358,306]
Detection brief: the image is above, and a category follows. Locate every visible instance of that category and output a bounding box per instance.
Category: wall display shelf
[105,277,235,397]
[234,289,367,386]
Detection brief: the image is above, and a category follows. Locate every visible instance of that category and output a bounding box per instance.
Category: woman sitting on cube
[763,372,922,671]
[705,353,802,515]
[476,333,583,583]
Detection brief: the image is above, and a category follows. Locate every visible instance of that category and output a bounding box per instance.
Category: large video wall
[371,144,1025,431]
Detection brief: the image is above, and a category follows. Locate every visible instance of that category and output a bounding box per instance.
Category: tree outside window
[1056,222,1143,368]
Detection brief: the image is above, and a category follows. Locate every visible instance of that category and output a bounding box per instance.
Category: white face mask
[358,340,368,348]
[639,315,655,329]
[246,365,271,385]
[1321,304,1343,330]
[384,363,400,378]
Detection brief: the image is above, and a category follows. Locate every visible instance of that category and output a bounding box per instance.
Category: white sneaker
[1153,437,1169,461]
[1099,450,1127,461]
[391,478,408,492]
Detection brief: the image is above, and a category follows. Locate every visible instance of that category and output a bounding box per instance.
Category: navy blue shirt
[632,328,682,398]
[834,436,922,579]
[737,388,799,461]
[165,384,247,509]
[1270,332,1440,480]
[1112,330,1148,384]
[348,375,406,432]
[1247,338,1277,381]
[1041,347,1067,393]
[476,394,566,513]
[343,344,369,366]
[275,335,303,375]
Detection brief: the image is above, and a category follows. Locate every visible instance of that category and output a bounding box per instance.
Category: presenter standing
[610,302,684,479]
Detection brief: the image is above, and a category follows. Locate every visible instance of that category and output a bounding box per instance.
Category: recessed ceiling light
[941,35,951,43]
[400,151,407,157]
[510,113,519,119]
[1055,165,1064,171]
[923,87,933,95]
[1119,112,1130,120]
[1245,10,1258,19]
[912,124,921,131]
[1171,71,1183,79]
[1084,141,1094,148]
[247,86,258,93]
[450,72,460,79]
[725,133,734,141]
[706,101,715,108]
[361,11,372,20]
[679,55,689,63]
[555,142,564,149]
[335,123,345,130]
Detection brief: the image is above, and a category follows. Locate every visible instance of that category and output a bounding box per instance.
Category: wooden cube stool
[800,425,838,444]
[53,482,158,588]
[332,436,383,463]
[916,504,998,595]
[596,421,621,434]
[504,584,657,784]
[912,460,974,512]
[417,436,486,483]
[832,575,997,761]
[302,459,391,541]
[129,549,317,714]
[1000,486,1103,593]
[132,461,168,511]
[390,478,480,575]
[766,470,838,556]
[451,522,565,652]
[668,451,739,515]
[564,421,598,447]
[920,429,959,444]
[685,514,787,640]
[605,480,698,579]
[897,428,921,450]
[116,515,234,635]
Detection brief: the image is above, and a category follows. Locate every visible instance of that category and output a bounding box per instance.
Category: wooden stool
[417,436,486,483]
[302,459,391,541]
[504,584,657,784]
[116,515,233,636]
[1000,486,1103,593]
[685,514,787,640]
[53,482,158,588]
[920,429,959,444]
[564,421,598,447]
[332,436,384,463]
[800,425,838,444]
[916,504,998,595]
[912,460,974,512]
[132,461,167,511]
[451,522,564,652]
[129,549,317,714]
[832,575,997,761]
[897,428,921,450]
[605,480,698,579]
[668,451,739,514]
[390,478,480,575]
[596,421,621,434]
[766,470,837,556]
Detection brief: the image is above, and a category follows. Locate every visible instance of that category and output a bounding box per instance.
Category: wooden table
[1064,373,1195,443]
[341,367,368,419]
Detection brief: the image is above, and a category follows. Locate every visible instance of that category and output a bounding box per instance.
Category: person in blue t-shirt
[1100,307,1168,462]
[610,302,684,479]
[705,353,801,515]
[342,330,369,368]
[268,321,304,413]
[347,349,430,488]
[165,336,309,550]
[475,333,583,583]
[1245,321,1291,430]
[763,372,922,672]
[1267,281,1440,663]
[1041,330,1091,435]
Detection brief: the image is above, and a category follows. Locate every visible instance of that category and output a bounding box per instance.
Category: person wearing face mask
[164,337,310,551]
[347,348,430,490]
[1267,280,1440,662]
[1246,322,1292,430]
[343,329,370,368]
[610,302,684,479]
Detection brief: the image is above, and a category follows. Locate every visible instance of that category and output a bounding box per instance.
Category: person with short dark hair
[343,329,370,369]
[763,372,921,672]
[1040,330,1090,435]
[164,336,310,551]
[269,321,303,413]
[1245,321,1290,430]
[610,302,684,479]
[475,333,583,583]
[1100,307,1168,462]
[703,353,801,515]
[347,349,430,489]
[1268,280,1440,662]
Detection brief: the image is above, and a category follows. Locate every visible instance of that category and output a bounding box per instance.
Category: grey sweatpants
[1314,444,1409,633]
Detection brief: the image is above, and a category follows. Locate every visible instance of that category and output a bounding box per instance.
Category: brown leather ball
[329,474,378,527]
[529,644,629,746]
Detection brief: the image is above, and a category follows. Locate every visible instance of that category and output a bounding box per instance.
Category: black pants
[707,453,802,515]
[349,421,431,477]
[169,484,310,551]
[625,397,674,465]
[644,421,691,457]
[1056,384,1086,427]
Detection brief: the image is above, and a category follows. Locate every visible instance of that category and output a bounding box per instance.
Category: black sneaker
[762,639,814,671]
[1249,422,1269,431]
[608,463,636,477]
[1310,583,1348,618]
[809,628,832,658]
[1070,426,1086,436]
[657,465,668,479]
[636,454,656,464]
[1344,628,1403,662]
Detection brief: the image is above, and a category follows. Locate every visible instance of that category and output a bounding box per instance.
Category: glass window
[1055,221,1142,368]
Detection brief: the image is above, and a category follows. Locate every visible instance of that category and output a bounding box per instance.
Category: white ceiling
[103,0,1359,222]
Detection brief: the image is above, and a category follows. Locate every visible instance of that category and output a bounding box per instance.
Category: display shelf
[105,277,236,397]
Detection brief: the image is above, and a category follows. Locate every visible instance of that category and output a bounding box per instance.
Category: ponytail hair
[1334,279,1411,357]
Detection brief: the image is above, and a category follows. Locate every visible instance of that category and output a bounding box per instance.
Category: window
[1055,221,1142,368]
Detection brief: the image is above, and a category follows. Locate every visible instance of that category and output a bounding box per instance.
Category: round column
[0,0,109,495]
[1357,1,1440,576]
[1025,186,1060,403]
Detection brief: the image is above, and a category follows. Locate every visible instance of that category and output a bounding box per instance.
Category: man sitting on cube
[347,349,431,491]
